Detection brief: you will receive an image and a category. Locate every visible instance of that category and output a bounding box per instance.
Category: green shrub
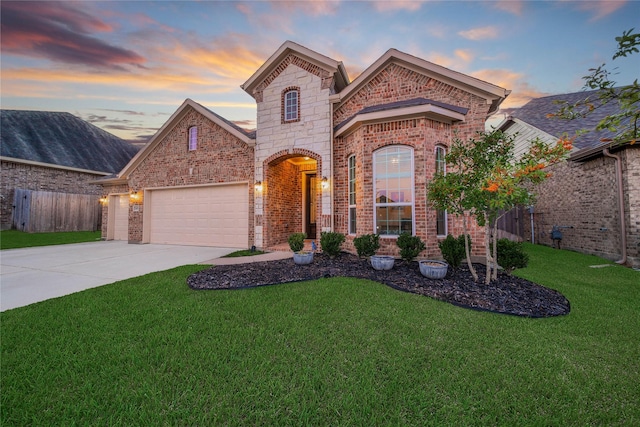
[353,234,380,258]
[320,231,346,258]
[438,234,470,269]
[496,238,529,272]
[287,233,306,253]
[396,232,426,262]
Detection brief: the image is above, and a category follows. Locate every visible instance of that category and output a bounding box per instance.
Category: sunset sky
[1,0,638,143]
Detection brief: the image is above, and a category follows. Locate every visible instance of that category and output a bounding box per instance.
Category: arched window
[348,155,356,235]
[188,126,198,151]
[373,146,414,236]
[435,145,447,236]
[283,88,299,122]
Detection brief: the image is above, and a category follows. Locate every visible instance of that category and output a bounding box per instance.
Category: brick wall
[524,146,639,267]
[100,183,129,239]
[265,159,302,247]
[124,107,255,245]
[332,63,491,258]
[1,160,104,230]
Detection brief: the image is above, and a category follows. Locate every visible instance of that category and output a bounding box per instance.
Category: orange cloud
[492,0,525,16]
[373,1,425,12]
[458,26,499,41]
[470,69,550,109]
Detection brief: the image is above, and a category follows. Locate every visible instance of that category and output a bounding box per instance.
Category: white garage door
[148,184,248,248]
[112,195,129,241]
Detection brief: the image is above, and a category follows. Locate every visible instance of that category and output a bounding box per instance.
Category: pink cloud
[573,0,627,21]
[0,1,145,69]
[458,26,500,41]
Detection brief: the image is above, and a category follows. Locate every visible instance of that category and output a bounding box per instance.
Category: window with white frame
[374,146,414,236]
[435,145,447,236]
[348,155,356,235]
[284,89,299,122]
[188,126,198,151]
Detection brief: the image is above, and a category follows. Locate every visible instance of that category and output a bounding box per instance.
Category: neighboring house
[1,110,139,231]
[99,41,509,257]
[498,90,639,267]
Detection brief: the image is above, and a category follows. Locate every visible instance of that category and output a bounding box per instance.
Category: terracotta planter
[370,255,395,271]
[293,251,314,265]
[419,260,448,279]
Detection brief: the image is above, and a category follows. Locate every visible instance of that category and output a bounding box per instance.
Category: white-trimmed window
[374,146,414,236]
[284,89,299,122]
[188,126,198,151]
[435,145,447,236]
[348,155,356,235]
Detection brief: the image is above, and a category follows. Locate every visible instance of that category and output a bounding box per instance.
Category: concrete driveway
[1,241,235,311]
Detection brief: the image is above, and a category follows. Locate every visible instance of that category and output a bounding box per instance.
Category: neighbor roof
[508,89,622,151]
[1,110,139,174]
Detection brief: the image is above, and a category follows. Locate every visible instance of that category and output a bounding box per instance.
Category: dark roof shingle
[1,110,139,173]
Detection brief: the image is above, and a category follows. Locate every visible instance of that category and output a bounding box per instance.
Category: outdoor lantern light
[254,181,263,191]
[129,190,140,201]
[99,195,109,205]
[321,176,329,189]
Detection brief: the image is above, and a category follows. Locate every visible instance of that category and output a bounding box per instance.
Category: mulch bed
[187,253,570,318]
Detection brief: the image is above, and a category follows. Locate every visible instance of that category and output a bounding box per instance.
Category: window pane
[436,209,446,235]
[349,207,357,235]
[188,126,197,151]
[376,205,412,235]
[285,90,298,121]
[436,146,446,174]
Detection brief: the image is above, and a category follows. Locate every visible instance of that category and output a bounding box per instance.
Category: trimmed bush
[320,231,345,259]
[353,234,380,258]
[287,233,306,253]
[496,238,529,272]
[396,233,426,262]
[438,234,470,269]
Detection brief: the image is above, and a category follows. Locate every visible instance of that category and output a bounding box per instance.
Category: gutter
[602,148,627,265]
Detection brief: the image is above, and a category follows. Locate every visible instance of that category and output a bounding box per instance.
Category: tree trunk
[484,222,492,285]
[492,220,499,281]
[462,214,478,282]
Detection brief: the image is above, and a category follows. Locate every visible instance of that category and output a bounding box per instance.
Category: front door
[305,174,317,239]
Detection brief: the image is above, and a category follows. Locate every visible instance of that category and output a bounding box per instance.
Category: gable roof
[333,48,510,116]
[1,109,138,174]
[112,99,255,181]
[241,40,350,97]
[504,89,622,152]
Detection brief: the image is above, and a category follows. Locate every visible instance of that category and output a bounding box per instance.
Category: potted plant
[354,233,394,270]
[419,260,449,279]
[288,232,313,265]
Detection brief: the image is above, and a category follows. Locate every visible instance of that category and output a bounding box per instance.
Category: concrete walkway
[1,241,239,311]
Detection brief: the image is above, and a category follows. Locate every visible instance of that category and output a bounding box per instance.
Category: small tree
[427,130,570,284]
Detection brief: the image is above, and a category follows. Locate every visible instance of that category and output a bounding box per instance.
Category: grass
[0,230,102,250]
[223,248,266,257]
[1,244,638,425]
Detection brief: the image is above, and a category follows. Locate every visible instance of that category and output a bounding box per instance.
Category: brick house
[498,90,639,267]
[99,41,509,256]
[1,110,139,231]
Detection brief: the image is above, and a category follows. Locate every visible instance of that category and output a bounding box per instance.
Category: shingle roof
[334,97,469,131]
[510,89,622,151]
[1,110,139,174]
[192,101,256,140]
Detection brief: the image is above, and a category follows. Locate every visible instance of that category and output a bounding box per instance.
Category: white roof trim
[1,156,112,176]
[335,104,466,138]
[241,40,346,96]
[336,49,510,111]
[117,99,254,179]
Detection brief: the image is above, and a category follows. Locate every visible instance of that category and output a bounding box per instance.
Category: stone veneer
[254,55,333,248]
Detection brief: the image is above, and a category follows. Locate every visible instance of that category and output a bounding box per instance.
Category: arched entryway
[262,150,322,248]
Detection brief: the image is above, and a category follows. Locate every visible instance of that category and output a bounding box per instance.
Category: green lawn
[0,230,102,250]
[1,244,638,425]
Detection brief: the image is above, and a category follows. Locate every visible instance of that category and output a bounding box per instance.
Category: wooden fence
[12,189,101,232]
[495,205,526,242]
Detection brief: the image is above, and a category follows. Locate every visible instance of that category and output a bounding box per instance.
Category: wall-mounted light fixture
[321,176,329,189]
[99,195,109,205]
[129,190,140,202]
[254,181,263,192]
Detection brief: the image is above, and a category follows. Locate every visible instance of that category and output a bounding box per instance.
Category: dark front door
[306,174,317,238]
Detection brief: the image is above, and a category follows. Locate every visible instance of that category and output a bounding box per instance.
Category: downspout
[329,96,335,232]
[602,148,627,265]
